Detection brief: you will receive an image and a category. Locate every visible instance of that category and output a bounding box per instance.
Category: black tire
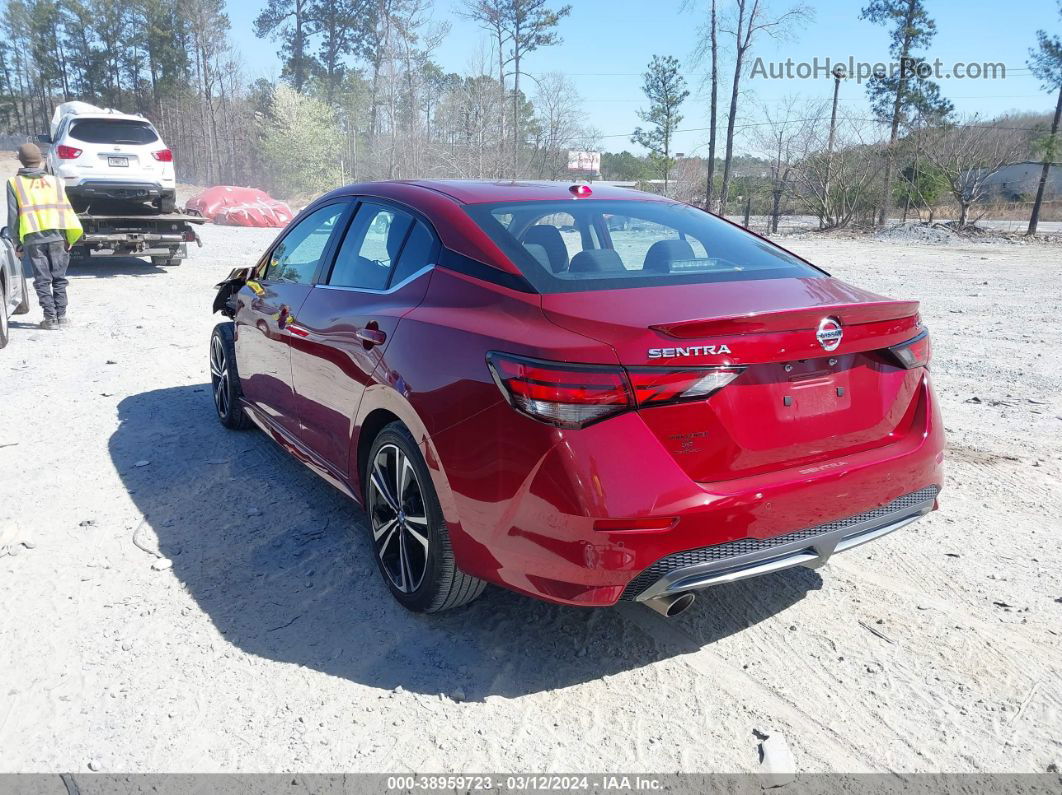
[159,194,177,214]
[364,422,486,612]
[0,284,9,350]
[209,323,253,430]
[14,270,30,314]
[151,255,180,267]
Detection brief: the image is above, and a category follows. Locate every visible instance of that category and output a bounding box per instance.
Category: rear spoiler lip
[649,300,921,338]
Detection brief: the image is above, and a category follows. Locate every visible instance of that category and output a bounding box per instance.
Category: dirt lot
[1,200,1060,773]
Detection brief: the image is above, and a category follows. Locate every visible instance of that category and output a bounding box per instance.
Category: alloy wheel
[209,334,229,418]
[367,443,430,594]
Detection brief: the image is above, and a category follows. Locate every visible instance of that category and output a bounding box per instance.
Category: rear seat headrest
[568,249,626,273]
[643,239,695,272]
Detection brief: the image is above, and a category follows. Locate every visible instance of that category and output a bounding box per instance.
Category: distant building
[978,161,1062,201]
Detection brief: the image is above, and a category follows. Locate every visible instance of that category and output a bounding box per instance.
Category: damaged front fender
[212,266,257,317]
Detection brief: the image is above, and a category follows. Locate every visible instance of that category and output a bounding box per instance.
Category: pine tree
[254,0,320,92]
[631,55,689,193]
[861,0,952,225]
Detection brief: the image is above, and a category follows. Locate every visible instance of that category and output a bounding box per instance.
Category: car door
[290,201,439,473]
[234,201,351,436]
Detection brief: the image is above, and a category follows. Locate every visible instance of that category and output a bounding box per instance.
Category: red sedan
[209,181,943,617]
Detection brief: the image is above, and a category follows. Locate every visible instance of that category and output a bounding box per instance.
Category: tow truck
[72,210,205,267]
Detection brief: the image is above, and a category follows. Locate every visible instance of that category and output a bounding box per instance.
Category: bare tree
[718,0,811,215]
[790,112,885,229]
[917,117,1026,227]
[749,96,823,232]
[460,0,511,160]
[529,72,585,178]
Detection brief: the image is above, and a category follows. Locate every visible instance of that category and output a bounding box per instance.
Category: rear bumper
[624,486,938,601]
[434,372,945,607]
[66,180,173,203]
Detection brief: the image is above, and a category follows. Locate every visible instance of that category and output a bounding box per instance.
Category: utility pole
[822,64,845,228]
[1027,84,1062,236]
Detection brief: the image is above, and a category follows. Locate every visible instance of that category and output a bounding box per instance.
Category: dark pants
[24,241,70,320]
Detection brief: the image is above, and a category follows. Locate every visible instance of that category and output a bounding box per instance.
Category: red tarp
[185,186,294,228]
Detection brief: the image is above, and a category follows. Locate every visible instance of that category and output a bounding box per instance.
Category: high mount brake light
[56,145,82,159]
[487,352,744,429]
[152,149,173,162]
[569,184,592,197]
[888,329,931,369]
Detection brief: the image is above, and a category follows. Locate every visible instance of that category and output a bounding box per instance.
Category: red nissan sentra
[209,181,943,617]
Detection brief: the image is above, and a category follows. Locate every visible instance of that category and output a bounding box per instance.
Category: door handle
[356,324,387,347]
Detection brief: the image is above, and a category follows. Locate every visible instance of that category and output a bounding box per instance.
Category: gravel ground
[0,205,1060,774]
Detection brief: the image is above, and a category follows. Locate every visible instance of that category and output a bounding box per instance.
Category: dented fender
[212,266,257,317]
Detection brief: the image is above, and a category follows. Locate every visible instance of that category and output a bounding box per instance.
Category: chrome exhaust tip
[644,591,696,618]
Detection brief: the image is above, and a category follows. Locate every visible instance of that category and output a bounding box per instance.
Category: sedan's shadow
[110,385,822,699]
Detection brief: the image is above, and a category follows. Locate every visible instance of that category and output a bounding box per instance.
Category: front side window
[464,199,823,293]
[264,203,346,284]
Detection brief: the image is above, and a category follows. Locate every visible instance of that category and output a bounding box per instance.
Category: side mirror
[35,133,52,145]
[0,226,10,241]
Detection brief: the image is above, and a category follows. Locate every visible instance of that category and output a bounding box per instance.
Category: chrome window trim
[313,263,435,295]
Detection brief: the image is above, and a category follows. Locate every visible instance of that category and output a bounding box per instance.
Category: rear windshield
[70,119,159,145]
[464,199,824,293]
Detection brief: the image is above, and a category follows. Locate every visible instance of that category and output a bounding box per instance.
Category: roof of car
[69,113,153,125]
[333,179,673,205]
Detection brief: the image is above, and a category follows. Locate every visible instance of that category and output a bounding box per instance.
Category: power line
[583,94,1049,103]
[562,68,1038,77]
[596,116,1053,139]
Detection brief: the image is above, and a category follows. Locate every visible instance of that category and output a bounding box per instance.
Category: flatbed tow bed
[73,211,206,267]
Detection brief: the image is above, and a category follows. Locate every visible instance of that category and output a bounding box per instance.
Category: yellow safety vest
[8,174,83,246]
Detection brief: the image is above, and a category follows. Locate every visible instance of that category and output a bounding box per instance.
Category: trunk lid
[542,277,926,481]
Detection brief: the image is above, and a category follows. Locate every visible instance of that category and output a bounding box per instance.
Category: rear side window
[329,203,413,290]
[391,221,436,285]
[69,119,159,145]
[328,206,436,290]
[464,199,823,293]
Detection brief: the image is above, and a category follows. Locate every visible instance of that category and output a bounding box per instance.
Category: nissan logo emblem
[816,317,843,351]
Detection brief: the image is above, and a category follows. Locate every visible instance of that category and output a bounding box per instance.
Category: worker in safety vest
[6,142,83,330]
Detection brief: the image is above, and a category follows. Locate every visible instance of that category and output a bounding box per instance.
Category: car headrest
[523,243,551,272]
[568,249,626,273]
[521,225,569,272]
[643,239,696,272]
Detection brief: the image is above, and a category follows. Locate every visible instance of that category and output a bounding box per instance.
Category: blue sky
[226,0,1059,154]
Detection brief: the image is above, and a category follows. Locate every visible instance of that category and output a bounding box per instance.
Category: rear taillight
[626,367,743,407]
[487,352,744,429]
[56,145,82,159]
[487,353,631,428]
[888,329,931,369]
[152,149,173,162]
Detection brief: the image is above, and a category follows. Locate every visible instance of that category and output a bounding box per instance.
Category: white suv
[41,108,177,214]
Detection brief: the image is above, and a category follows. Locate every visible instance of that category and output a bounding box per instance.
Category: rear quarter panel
[353,266,617,582]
